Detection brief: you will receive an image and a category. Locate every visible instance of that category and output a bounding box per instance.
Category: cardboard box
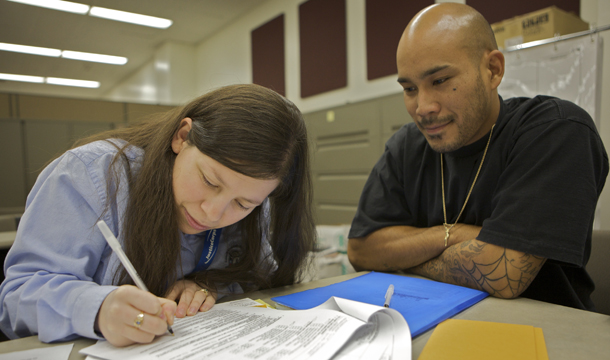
[491,6,589,49]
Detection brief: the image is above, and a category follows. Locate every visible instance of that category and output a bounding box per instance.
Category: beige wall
[105,0,406,113]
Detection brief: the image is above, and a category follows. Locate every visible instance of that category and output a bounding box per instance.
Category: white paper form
[81,304,363,360]
[0,343,73,360]
[80,297,411,360]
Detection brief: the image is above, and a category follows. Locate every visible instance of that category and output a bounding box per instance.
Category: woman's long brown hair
[73,84,315,296]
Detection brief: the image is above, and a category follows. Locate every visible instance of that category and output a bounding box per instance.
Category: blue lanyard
[194,228,222,272]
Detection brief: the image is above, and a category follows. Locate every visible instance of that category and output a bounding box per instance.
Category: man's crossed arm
[347,225,546,298]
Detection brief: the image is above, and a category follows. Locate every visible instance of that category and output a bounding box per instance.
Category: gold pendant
[443,223,451,247]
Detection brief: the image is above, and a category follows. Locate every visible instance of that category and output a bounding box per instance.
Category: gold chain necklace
[441,124,495,247]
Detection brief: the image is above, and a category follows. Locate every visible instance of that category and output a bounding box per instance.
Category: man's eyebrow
[397,65,451,84]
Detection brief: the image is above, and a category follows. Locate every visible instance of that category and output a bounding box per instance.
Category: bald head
[395,3,505,153]
[400,3,497,64]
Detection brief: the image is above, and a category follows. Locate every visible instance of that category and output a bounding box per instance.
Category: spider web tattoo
[412,241,545,298]
[462,248,544,297]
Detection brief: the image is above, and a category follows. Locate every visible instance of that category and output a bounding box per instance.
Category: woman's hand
[96,285,176,347]
[166,279,217,318]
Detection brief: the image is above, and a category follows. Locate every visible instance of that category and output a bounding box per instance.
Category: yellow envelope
[418,319,548,360]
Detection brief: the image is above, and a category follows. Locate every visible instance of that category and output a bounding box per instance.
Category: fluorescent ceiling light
[0,42,61,57]
[0,73,44,83]
[7,0,89,14]
[61,50,127,65]
[89,7,172,29]
[46,77,100,88]
[0,42,127,65]
[9,1,172,29]
[0,73,100,88]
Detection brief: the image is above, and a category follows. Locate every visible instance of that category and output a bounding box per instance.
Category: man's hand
[347,224,481,271]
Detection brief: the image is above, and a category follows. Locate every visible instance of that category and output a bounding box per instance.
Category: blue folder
[272,272,488,337]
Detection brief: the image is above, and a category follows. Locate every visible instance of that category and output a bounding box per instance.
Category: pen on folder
[384,284,394,308]
[96,220,174,335]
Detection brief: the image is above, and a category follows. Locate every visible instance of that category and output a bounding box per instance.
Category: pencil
[96,220,174,335]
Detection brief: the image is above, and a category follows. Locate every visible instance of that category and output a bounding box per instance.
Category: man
[348,3,608,311]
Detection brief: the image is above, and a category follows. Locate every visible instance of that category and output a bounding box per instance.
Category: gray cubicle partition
[305,92,412,225]
[0,93,175,212]
[22,119,115,191]
[0,118,26,209]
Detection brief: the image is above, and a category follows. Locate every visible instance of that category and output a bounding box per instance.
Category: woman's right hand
[96,285,177,347]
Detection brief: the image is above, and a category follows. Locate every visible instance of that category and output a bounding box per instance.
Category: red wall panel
[252,14,285,96]
[299,0,347,98]
[366,0,434,80]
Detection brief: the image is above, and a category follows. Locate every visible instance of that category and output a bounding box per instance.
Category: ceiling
[0,0,268,100]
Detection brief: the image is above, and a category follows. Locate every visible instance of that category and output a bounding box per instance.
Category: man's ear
[171,118,193,154]
[487,50,505,90]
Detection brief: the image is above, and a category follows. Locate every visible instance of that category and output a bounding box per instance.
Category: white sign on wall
[498,33,603,129]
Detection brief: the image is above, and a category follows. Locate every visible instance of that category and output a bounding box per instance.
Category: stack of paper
[80,297,411,360]
[418,319,548,360]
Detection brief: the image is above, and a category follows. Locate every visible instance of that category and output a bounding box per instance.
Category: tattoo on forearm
[411,241,545,298]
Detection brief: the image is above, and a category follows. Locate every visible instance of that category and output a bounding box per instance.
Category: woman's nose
[201,197,228,223]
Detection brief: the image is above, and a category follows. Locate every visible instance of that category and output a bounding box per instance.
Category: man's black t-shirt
[350,96,609,310]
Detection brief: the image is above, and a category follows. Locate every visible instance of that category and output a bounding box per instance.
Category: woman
[0,84,315,346]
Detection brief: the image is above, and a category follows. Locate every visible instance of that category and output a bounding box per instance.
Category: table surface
[1,272,609,359]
